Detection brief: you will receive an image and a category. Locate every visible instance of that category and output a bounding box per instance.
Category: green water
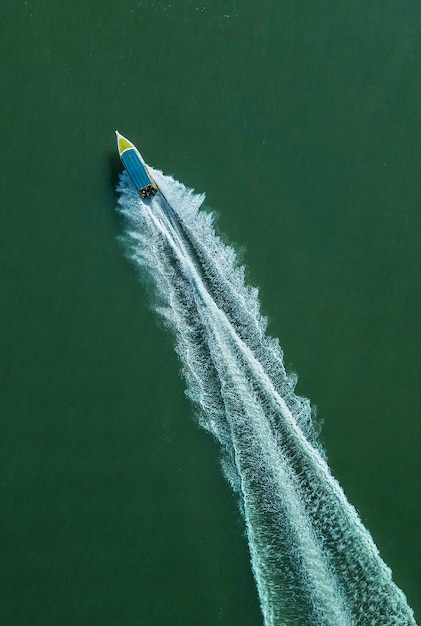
[1,1,420,624]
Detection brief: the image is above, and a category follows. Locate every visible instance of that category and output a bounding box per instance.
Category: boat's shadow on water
[106,152,126,225]
[107,152,122,194]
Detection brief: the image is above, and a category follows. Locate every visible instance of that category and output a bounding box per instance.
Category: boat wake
[116,169,416,626]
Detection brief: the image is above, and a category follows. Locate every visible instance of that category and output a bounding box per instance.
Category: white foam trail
[117,170,416,626]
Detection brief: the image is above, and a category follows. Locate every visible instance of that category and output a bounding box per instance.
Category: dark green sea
[1,1,420,624]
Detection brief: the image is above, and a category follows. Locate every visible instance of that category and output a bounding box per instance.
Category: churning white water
[116,169,416,626]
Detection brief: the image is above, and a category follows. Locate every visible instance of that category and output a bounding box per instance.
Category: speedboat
[115,131,159,199]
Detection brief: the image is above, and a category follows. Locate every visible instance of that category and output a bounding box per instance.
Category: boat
[115,131,159,199]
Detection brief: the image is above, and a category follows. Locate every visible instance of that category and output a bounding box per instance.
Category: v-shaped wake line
[117,169,416,626]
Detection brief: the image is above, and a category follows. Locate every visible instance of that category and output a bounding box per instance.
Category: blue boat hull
[121,148,152,191]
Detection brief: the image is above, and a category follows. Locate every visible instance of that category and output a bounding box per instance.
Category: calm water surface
[1,1,420,624]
